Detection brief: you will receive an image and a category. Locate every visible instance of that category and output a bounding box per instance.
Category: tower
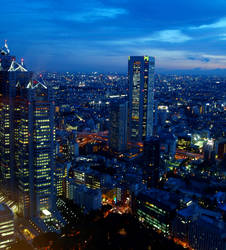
[128,56,155,142]
[0,42,55,217]
[0,41,30,198]
[17,78,55,217]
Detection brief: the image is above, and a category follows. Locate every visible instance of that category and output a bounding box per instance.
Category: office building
[17,77,55,218]
[128,56,155,142]
[109,101,128,152]
[0,41,32,198]
[135,188,176,237]
[0,42,55,217]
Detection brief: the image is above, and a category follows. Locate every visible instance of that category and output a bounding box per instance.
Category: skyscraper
[17,78,55,217]
[0,42,55,217]
[109,100,128,152]
[128,56,155,142]
[0,41,30,199]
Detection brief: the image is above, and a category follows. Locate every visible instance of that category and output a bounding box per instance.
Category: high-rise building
[0,42,55,217]
[17,78,55,217]
[0,41,31,198]
[109,101,128,152]
[128,56,155,142]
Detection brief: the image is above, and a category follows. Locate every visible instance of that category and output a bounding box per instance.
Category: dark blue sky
[2,0,226,72]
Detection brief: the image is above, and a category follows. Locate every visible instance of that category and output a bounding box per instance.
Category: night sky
[2,0,226,72]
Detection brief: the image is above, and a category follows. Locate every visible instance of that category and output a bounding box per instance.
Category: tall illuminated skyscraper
[17,78,55,217]
[128,56,155,142]
[0,42,55,217]
[0,41,31,199]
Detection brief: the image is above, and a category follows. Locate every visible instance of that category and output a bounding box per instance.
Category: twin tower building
[0,42,55,218]
[0,42,155,218]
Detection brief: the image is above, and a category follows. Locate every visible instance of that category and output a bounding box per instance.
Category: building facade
[17,79,55,217]
[0,42,55,218]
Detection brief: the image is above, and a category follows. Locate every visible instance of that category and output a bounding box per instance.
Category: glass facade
[0,48,55,218]
[128,56,155,142]
[17,82,55,217]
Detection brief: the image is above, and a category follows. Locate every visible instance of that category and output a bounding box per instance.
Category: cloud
[187,56,210,62]
[65,7,127,22]
[219,33,226,40]
[103,29,192,46]
[190,17,226,29]
[130,47,226,70]
[3,0,226,72]
[146,29,192,43]
[201,54,226,62]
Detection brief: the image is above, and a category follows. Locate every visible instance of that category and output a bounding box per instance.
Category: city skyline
[2,0,226,73]
[0,42,225,248]
[0,1,225,248]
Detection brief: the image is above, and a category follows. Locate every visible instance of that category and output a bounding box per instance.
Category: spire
[0,41,28,72]
[26,76,47,89]
[8,59,28,72]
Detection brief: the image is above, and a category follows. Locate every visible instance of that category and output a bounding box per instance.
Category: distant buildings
[128,56,155,142]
